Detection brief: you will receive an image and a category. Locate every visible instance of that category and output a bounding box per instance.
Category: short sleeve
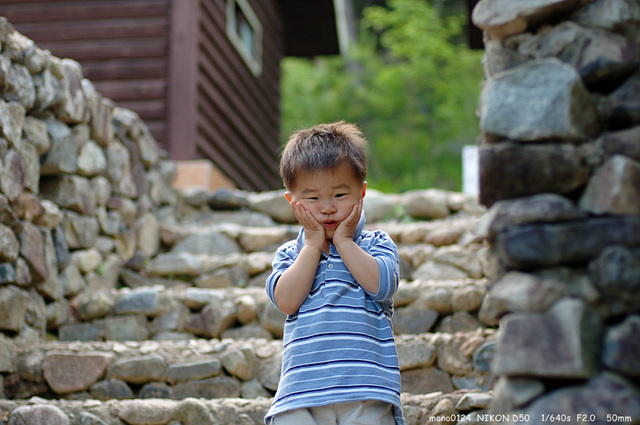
[363,230,399,302]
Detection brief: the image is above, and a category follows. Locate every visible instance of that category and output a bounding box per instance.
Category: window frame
[226,0,263,77]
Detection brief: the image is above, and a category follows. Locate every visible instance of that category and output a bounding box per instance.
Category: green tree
[281,0,483,192]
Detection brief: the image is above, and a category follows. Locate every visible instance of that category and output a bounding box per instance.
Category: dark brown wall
[168,0,282,190]
[3,0,284,190]
[1,0,172,144]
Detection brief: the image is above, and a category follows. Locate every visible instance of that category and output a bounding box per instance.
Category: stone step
[0,390,494,425]
[50,276,490,344]
[3,330,495,403]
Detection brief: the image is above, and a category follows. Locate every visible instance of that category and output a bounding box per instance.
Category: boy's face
[285,162,366,242]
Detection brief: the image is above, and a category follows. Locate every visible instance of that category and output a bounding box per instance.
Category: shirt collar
[295,211,366,253]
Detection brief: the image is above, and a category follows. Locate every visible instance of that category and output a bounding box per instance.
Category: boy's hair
[280,121,368,190]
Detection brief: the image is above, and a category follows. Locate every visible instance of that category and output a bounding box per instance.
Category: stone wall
[473,0,640,423]
[0,19,501,423]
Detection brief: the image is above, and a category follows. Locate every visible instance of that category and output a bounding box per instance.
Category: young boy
[265,121,405,425]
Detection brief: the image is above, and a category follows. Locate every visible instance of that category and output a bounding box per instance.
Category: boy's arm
[334,200,398,298]
[273,201,325,315]
[333,200,381,294]
[273,244,322,315]
[334,238,380,294]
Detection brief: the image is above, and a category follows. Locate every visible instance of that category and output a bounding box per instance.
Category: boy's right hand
[290,201,325,251]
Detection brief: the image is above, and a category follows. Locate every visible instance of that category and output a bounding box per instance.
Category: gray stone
[37,228,63,301]
[495,216,640,269]
[481,193,586,241]
[404,189,450,220]
[257,350,282,391]
[16,140,39,194]
[171,231,241,257]
[40,175,97,215]
[580,155,640,215]
[393,307,438,335]
[456,393,493,411]
[491,377,546,413]
[0,333,15,372]
[81,80,113,146]
[8,405,70,425]
[40,118,78,175]
[186,299,237,338]
[472,0,582,40]
[401,366,454,395]
[106,141,137,198]
[58,322,102,341]
[33,68,62,111]
[518,373,640,425]
[171,375,241,399]
[89,379,134,400]
[3,63,35,109]
[479,58,599,142]
[117,399,177,425]
[1,149,25,201]
[108,354,167,384]
[413,259,469,280]
[436,311,483,333]
[0,223,19,262]
[608,69,640,128]
[61,211,100,250]
[221,347,258,381]
[363,189,396,222]
[0,263,17,284]
[473,341,496,373]
[18,222,47,283]
[572,0,640,40]
[589,247,640,316]
[0,100,25,145]
[602,315,640,377]
[494,298,602,378]
[22,116,50,155]
[139,381,171,399]
[396,336,437,371]
[145,252,223,277]
[43,352,112,394]
[77,140,107,177]
[54,58,90,124]
[208,187,250,210]
[560,27,639,88]
[101,315,150,341]
[114,287,160,317]
[167,358,222,384]
[479,142,588,207]
[239,227,290,252]
[248,190,296,224]
[479,271,564,325]
[78,412,109,425]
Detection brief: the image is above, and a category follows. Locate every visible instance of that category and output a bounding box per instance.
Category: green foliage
[281,0,484,192]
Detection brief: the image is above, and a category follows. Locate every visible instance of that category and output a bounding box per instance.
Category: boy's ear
[284,192,292,203]
[361,181,367,198]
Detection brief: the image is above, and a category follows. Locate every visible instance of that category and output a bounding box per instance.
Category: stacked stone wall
[0,18,500,424]
[473,0,640,423]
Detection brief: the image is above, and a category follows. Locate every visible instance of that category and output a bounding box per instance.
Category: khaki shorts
[269,400,396,425]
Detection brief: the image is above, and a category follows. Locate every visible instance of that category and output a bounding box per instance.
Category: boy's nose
[320,201,337,215]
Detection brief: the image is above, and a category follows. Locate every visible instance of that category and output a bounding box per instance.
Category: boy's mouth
[324,220,338,229]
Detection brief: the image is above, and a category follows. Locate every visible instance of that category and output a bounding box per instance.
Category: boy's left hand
[333,199,362,245]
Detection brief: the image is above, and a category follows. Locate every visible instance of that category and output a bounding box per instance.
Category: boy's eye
[308,197,319,200]
[335,193,347,198]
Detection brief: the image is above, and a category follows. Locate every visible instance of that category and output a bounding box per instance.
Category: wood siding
[1,0,172,144]
[1,0,335,191]
[181,0,283,190]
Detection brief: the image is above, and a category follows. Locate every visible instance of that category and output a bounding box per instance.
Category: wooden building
[1,0,339,191]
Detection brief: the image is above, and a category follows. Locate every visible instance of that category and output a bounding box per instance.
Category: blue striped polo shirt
[265,213,405,425]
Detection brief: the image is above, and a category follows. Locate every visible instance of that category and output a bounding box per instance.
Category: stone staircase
[1,187,496,425]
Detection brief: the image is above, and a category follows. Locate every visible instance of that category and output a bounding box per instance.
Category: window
[226,0,262,76]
